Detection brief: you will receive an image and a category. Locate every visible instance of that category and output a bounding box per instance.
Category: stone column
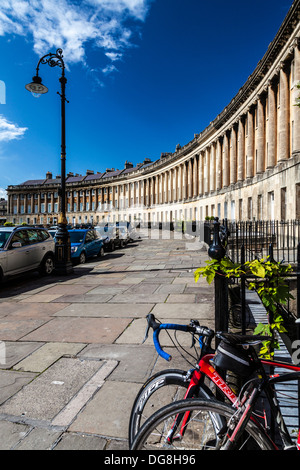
[165,172,169,203]
[193,155,198,197]
[278,61,290,161]
[183,162,187,200]
[174,167,178,201]
[188,159,193,198]
[198,152,204,195]
[292,40,300,152]
[178,165,182,201]
[246,107,254,178]
[168,170,172,203]
[209,145,215,192]
[230,126,237,184]
[256,94,266,174]
[237,117,245,180]
[223,133,229,187]
[204,149,209,194]
[267,79,277,167]
[216,140,222,190]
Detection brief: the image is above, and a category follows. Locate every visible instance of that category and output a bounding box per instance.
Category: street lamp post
[25,48,73,275]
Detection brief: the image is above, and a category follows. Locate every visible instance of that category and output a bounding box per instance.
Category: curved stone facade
[6,1,300,226]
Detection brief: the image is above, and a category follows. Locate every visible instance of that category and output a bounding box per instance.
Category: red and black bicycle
[129,314,300,450]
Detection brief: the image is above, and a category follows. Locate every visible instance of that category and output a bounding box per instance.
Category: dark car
[94,225,128,251]
[69,229,105,264]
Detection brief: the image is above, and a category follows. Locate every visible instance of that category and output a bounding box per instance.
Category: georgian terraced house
[6,1,300,227]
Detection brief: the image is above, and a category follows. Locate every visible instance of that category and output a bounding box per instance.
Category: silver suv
[0,226,55,282]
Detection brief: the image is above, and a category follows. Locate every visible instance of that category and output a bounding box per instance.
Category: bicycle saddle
[217,332,270,346]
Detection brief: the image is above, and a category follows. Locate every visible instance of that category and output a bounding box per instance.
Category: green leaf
[206,271,215,284]
[250,261,265,279]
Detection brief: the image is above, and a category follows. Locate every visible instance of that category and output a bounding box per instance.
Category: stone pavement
[0,230,214,450]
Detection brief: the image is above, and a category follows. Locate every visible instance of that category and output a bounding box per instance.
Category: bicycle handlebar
[143,313,214,361]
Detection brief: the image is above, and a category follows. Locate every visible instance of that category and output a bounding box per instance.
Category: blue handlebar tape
[153,324,189,361]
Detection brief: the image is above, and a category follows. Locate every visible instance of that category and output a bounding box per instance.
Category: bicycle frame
[146,318,300,449]
[171,354,300,450]
[221,369,300,450]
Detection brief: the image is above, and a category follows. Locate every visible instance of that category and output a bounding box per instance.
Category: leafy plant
[195,256,294,358]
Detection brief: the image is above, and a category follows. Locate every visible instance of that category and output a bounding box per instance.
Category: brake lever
[142,313,160,344]
[142,322,150,344]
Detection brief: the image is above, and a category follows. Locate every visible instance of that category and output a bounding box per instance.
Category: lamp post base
[54,223,73,275]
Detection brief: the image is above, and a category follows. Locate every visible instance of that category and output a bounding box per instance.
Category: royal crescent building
[6,1,300,227]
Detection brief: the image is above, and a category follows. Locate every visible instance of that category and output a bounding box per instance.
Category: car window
[0,231,11,248]
[69,232,84,243]
[27,229,43,244]
[85,231,94,242]
[10,230,29,247]
[40,230,51,240]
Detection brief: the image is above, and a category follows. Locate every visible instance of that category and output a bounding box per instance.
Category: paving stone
[0,317,51,341]
[20,317,132,344]
[69,381,140,440]
[53,303,154,318]
[0,303,68,318]
[166,293,196,303]
[20,294,64,303]
[110,293,167,303]
[0,341,43,369]
[151,302,215,320]
[51,294,114,303]
[0,420,30,450]
[13,342,87,373]
[85,286,128,295]
[0,357,105,421]
[53,432,106,450]
[78,344,157,382]
[0,370,37,405]
[14,427,62,450]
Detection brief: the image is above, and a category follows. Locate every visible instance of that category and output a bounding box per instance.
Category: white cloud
[0,115,27,142]
[102,63,118,75]
[0,0,152,71]
[0,188,7,199]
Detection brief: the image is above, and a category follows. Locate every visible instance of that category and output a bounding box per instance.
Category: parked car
[0,226,55,282]
[118,226,130,245]
[94,225,128,251]
[68,229,105,264]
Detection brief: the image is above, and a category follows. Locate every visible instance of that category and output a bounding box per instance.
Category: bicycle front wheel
[131,398,275,450]
[128,369,213,447]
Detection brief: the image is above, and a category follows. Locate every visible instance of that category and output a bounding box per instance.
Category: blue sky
[0,0,293,198]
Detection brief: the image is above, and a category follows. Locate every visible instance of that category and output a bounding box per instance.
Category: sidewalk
[0,232,214,450]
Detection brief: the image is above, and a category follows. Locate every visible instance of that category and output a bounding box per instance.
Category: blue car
[68,229,105,264]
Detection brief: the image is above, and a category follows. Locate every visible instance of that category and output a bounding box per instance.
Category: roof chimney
[46,171,52,180]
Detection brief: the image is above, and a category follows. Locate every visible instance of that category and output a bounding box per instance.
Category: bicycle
[130,321,300,450]
[129,313,289,447]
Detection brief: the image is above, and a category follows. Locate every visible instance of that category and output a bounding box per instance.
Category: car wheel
[79,252,86,264]
[120,240,124,248]
[39,254,54,276]
[98,247,105,257]
[110,241,115,252]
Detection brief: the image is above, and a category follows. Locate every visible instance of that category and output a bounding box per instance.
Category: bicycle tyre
[128,369,214,447]
[130,398,275,450]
